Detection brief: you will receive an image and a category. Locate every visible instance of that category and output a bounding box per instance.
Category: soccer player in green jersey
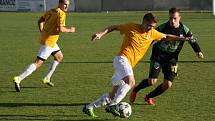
[130,8,204,106]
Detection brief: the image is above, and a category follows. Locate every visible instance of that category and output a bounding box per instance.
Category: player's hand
[185,37,192,41]
[185,36,197,41]
[70,27,76,33]
[91,33,103,42]
[196,52,204,59]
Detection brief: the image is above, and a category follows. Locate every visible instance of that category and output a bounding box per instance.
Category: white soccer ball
[116,102,132,118]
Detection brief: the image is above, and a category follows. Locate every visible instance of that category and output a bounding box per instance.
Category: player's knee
[163,80,172,89]
[34,59,44,68]
[123,76,135,87]
[129,80,135,87]
[125,79,135,87]
[148,78,157,85]
[35,63,43,68]
[109,92,115,100]
[59,54,64,61]
[55,53,64,62]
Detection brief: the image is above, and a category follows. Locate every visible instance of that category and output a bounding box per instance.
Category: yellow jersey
[117,23,166,68]
[40,7,66,48]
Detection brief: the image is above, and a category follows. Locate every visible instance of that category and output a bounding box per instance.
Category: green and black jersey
[150,21,201,63]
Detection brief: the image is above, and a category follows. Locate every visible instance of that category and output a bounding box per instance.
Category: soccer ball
[116,102,132,118]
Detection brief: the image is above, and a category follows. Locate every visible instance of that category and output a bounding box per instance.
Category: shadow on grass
[0,116,47,120]
[0,114,110,121]
[0,105,113,121]
[53,119,110,121]
[21,86,44,89]
[0,102,87,107]
[0,86,45,93]
[131,103,149,106]
[2,85,78,92]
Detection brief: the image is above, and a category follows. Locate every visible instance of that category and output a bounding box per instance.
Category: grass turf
[0,11,215,121]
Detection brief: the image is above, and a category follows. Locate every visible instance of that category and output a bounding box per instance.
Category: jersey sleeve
[183,24,197,43]
[152,29,166,41]
[183,24,201,52]
[57,12,66,27]
[117,23,130,35]
[189,40,201,52]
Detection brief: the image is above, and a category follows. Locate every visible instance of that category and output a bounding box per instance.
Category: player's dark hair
[143,13,157,23]
[169,7,181,14]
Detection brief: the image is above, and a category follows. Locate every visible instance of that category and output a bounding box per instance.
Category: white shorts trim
[111,56,133,86]
[37,44,60,60]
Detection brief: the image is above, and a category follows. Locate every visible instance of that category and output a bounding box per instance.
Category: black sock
[147,84,165,98]
[133,79,151,93]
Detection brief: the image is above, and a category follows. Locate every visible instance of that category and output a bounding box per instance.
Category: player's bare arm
[165,34,194,41]
[91,25,119,41]
[38,16,45,32]
[58,26,75,33]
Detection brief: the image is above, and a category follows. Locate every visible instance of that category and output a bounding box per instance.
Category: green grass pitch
[0,11,215,121]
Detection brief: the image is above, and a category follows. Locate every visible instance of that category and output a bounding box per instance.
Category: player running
[83,12,194,117]
[130,8,204,106]
[13,0,75,92]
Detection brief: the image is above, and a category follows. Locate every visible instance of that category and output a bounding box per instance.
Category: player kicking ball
[83,13,194,117]
[13,0,75,92]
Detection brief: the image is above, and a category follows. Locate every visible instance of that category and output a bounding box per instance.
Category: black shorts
[148,60,178,81]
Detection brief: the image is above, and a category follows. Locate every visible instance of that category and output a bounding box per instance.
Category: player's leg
[106,56,134,116]
[130,60,161,103]
[83,86,118,117]
[83,73,120,117]
[145,63,177,105]
[160,63,176,90]
[106,75,134,117]
[43,44,62,86]
[13,58,43,92]
[83,92,112,117]
[13,45,52,92]
[145,81,172,106]
[88,86,118,109]
[110,76,134,106]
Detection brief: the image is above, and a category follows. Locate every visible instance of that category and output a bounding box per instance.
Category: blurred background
[0,0,213,12]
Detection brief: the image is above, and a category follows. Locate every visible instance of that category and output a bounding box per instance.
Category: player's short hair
[169,7,181,14]
[143,13,157,23]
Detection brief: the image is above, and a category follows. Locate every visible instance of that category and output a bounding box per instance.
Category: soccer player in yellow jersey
[83,13,194,117]
[13,0,75,92]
